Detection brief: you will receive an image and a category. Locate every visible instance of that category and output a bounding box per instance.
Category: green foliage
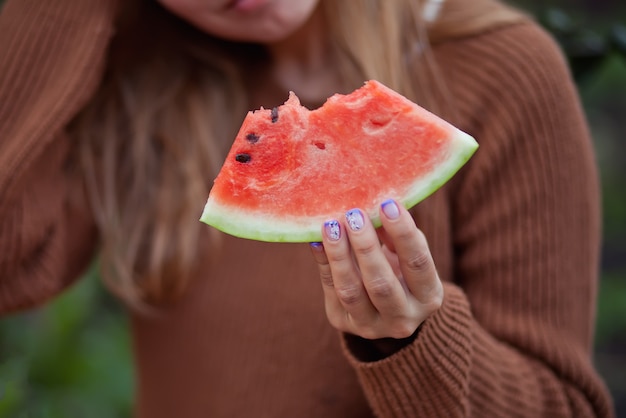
[0,267,134,418]
[541,8,626,81]
[596,271,626,345]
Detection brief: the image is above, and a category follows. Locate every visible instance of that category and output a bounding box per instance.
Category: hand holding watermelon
[200,80,466,353]
[309,199,442,352]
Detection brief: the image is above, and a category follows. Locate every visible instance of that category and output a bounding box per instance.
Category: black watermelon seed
[246,133,260,143]
[235,153,251,163]
[271,107,279,123]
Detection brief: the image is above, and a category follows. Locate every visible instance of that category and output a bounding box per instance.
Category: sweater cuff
[340,283,474,417]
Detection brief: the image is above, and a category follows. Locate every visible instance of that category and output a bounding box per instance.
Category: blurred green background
[0,0,625,417]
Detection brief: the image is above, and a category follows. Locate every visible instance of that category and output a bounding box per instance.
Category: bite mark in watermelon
[200,80,478,242]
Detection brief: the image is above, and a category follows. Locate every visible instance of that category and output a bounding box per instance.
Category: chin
[207,24,302,44]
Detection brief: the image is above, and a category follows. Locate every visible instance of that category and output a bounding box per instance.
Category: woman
[0,0,614,416]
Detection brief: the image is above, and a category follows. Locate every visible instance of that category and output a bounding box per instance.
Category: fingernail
[345,209,364,231]
[324,220,341,241]
[309,242,323,251]
[381,199,400,220]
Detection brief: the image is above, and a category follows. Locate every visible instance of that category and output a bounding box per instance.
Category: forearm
[339,20,614,416]
[0,0,115,313]
[342,283,612,418]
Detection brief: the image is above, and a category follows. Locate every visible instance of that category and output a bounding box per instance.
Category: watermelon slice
[200,80,477,242]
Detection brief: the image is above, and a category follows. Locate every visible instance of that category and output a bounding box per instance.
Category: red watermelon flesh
[201,80,477,242]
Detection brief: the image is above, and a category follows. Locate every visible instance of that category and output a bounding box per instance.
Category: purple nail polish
[345,209,365,231]
[324,220,341,241]
[381,199,400,219]
[309,242,323,250]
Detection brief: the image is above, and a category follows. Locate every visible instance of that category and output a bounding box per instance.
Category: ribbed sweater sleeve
[342,23,614,417]
[0,0,117,313]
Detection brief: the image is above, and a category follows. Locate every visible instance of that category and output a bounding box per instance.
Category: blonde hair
[70,0,526,309]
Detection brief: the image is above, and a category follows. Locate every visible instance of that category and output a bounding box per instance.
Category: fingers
[320,218,379,331]
[378,200,443,308]
[309,199,443,340]
[311,209,408,337]
[309,241,348,325]
[341,209,407,316]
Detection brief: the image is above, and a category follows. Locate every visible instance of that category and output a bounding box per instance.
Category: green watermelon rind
[200,128,477,243]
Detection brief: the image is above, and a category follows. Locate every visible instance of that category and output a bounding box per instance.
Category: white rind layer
[200,127,478,243]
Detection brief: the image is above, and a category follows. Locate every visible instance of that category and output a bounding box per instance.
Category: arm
[0,0,117,313]
[311,23,614,417]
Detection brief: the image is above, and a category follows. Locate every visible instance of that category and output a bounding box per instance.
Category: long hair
[69,0,526,310]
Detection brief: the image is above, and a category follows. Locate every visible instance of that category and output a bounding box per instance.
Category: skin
[310,200,443,354]
[157,0,321,43]
[158,0,443,349]
[159,0,341,103]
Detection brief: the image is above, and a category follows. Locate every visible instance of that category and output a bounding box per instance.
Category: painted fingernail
[324,220,341,241]
[309,242,323,251]
[381,199,400,220]
[345,209,365,231]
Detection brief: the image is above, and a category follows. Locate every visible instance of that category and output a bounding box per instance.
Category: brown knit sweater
[0,0,615,417]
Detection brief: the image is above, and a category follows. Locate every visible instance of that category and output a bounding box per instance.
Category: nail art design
[324,220,341,241]
[381,199,400,220]
[345,209,365,231]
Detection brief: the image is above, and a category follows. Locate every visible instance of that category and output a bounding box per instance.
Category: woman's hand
[309,199,443,345]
